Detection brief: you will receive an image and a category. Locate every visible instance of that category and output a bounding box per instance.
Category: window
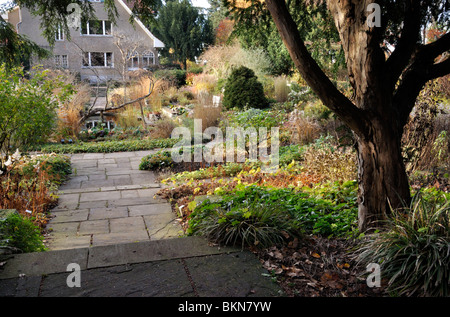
[54,55,68,68]
[128,51,139,70]
[83,52,113,67]
[55,26,64,41]
[142,51,155,67]
[81,19,112,36]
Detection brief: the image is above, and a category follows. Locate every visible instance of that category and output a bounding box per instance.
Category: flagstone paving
[46,150,183,250]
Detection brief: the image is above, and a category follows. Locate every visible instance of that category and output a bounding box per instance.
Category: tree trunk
[265,0,414,232]
[355,116,411,231]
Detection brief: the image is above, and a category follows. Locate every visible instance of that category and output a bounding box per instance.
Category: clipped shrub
[222,66,268,110]
[356,190,450,297]
[139,150,173,171]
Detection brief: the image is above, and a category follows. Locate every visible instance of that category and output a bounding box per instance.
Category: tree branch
[428,56,450,79]
[78,77,155,124]
[419,32,450,63]
[265,0,368,137]
[394,41,450,128]
[385,0,422,92]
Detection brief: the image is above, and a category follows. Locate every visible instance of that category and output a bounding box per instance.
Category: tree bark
[355,114,411,231]
[265,0,413,232]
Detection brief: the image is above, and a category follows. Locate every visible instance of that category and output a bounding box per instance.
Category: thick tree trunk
[265,0,416,232]
[355,116,411,231]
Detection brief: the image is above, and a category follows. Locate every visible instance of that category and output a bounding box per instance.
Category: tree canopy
[151,0,214,69]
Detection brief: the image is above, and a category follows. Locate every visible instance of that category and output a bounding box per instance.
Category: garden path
[46,150,183,250]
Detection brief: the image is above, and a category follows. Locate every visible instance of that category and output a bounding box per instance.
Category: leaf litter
[251,236,386,297]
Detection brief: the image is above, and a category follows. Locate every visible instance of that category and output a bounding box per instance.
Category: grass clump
[356,190,450,297]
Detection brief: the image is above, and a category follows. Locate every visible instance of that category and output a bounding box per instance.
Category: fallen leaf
[311,252,321,258]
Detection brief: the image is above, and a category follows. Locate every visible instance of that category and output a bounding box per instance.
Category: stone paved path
[46,150,183,250]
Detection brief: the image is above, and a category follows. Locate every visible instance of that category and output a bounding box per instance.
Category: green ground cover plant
[0,212,46,253]
[188,181,360,248]
[30,138,178,154]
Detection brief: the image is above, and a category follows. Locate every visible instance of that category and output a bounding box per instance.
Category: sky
[191,0,211,8]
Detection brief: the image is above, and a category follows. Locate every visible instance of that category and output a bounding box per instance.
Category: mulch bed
[250,236,386,297]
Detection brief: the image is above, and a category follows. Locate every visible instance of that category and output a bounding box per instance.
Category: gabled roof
[117,0,164,48]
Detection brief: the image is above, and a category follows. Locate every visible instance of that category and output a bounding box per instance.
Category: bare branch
[265,0,369,137]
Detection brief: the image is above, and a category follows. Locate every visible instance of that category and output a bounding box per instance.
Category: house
[7,0,164,83]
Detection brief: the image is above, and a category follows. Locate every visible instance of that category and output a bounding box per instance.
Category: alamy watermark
[66,263,81,288]
[367,3,381,28]
[170,119,280,173]
[366,263,381,288]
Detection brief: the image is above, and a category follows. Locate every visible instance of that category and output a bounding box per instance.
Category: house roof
[117,0,164,48]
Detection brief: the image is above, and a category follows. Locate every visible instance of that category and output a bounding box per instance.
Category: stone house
[7,0,164,83]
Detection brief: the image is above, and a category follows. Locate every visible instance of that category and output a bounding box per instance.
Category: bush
[0,65,74,153]
[153,69,187,88]
[0,213,46,253]
[17,154,72,185]
[1,153,71,224]
[222,66,268,110]
[301,135,357,182]
[356,190,450,297]
[150,118,179,139]
[139,150,173,171]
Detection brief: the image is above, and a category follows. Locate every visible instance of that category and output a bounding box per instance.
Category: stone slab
[87,237,239,269]
[0,248,89,279]
[49,209,89,223]
[129,203,172,216]
[185,252,281,297]
[80,191,121,202]
[79,220,109,235]
[46,235,92,251]
[91,231,150,247]
[88,207,128,220]
[109,217,146,233]
[38,260,194,297]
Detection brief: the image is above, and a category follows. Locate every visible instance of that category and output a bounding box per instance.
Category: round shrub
[139,150,173,171]
[222,66,268,110]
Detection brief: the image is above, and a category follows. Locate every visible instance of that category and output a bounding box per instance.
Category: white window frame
[83,52,114,68]
[55,26,64,41]
[54,54,69,68]
[142,51,155,67]
[81,20,112,36]
[127,51,140,70]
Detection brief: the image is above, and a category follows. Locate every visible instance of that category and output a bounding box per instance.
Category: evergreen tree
[222,66,268,110]
[151,0,214,69]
